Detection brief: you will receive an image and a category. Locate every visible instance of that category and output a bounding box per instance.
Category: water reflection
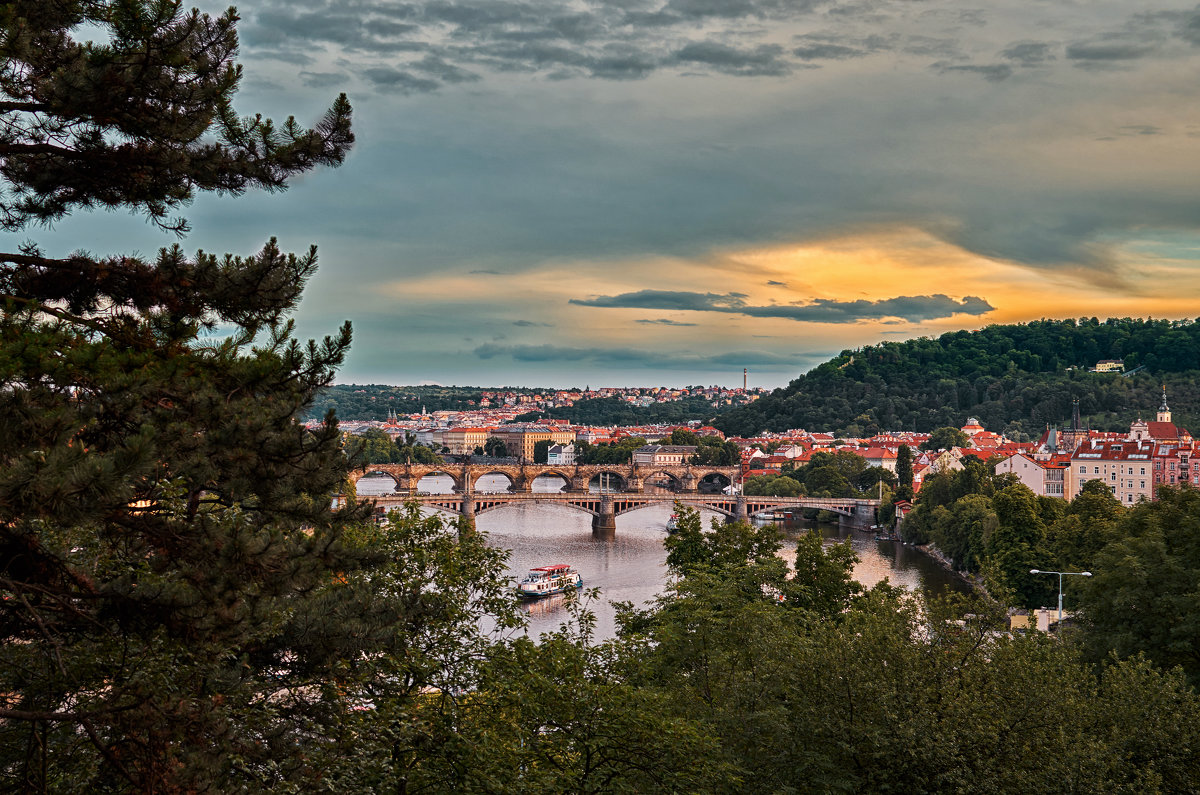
[355,475,971,641]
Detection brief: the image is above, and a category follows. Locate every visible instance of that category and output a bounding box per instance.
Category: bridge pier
[727,494,749,524]
[592,493,617,536]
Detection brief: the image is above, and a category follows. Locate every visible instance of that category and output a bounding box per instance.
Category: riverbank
[913,542,995,601]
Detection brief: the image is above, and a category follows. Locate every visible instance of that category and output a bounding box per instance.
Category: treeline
[744,449,896,498]
[305,384,497,420]
[714,318,1200,438]
[344,428,442,464]
[513,395,725,426]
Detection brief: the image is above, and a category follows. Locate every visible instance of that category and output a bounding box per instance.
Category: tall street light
[1029,569,1092,624]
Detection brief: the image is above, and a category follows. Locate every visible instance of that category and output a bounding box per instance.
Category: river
[356,473,970,641]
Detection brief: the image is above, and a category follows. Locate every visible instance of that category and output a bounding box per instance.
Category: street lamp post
[1029,568,1092,624]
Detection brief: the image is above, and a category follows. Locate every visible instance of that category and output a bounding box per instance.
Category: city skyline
[22,0,1200,387]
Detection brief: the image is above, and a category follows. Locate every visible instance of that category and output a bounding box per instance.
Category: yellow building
[440,427,491,455]
[492,425,576,460]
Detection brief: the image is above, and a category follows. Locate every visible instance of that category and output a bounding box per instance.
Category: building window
[1079,466,1086,473]
[1141,468,1146,475]
[1110,486,1116,494]
[1127,494,1133,502]
[1110,473,1117,481]
[1094,467,1100,474]
[1141,481,1146,489]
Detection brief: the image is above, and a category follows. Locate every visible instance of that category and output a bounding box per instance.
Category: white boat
[666,512,680,532]
[516,564,583,598]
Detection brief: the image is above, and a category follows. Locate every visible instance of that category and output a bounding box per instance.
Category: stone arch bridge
[348,461,741,496]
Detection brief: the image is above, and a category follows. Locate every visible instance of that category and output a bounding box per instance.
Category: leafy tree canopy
[714,318,1200,438]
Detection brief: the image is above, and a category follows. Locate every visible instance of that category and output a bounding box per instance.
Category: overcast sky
[39,0,1200,387]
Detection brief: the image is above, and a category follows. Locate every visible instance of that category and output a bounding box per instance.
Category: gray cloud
[766,280,787,286]
[571,290,747,310]
[936,62,1013,81]
[636,318,699,326]
[1066,40,1158,63]
[571,290,993,323]
[513,319,553,327]
[299,70,350,88]
[1000,41,1056,66]
[362,67,441,93]
[1119,124,1164,136]
[792,41,869,61]
[672,42,794,76]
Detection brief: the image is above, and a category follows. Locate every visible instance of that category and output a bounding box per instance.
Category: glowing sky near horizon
[24,0,1200,387]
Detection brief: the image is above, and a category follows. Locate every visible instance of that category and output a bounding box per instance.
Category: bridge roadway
[358,491,881,534]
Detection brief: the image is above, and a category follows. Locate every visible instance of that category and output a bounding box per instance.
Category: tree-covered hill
[713,318,1200,438]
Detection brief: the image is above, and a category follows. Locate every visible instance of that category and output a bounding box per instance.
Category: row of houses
[995,390,1193,504]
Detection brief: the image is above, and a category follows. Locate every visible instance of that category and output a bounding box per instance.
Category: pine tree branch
[0,101,49,113]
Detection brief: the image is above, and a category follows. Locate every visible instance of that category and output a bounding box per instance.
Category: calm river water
[357,473,970,641]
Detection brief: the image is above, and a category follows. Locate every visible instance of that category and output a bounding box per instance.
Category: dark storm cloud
[936,63,1013,81]
[766,280,787,286]
[636,318,699,326]
[572,290,993,323]
[1000,41,1056,66]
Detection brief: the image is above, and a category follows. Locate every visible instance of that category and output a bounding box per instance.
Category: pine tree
[0,2,398,790]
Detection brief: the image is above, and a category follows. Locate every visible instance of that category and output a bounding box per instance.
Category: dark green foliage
[1077,486,1200,684]
[689,435,740,465]
[743,473,804,496]
[532,437,552,464]
[714,318,1200,437]
[625,520,1200,794]
[0,2,377,789]
[306,383,492,421]
[344,428,442,464]
[482,435,508,457]
[667,427,700,445]
[574,436,646,464]
[922,425,971,451]
[511,395,725,426]
[896,443,914,490]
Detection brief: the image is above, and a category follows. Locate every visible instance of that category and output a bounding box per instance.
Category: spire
[1158,384,1172,424]
[1071,398,1081,431]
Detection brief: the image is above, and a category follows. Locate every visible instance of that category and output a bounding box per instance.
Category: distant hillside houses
[996,388,1193,505]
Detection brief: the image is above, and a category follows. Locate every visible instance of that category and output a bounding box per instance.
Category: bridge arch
[469,469,519,493]
[587,470,628,492]
[412,469,464,493]
[351,468,401,488]
[639,469,684,492]
[696,471,734,493]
